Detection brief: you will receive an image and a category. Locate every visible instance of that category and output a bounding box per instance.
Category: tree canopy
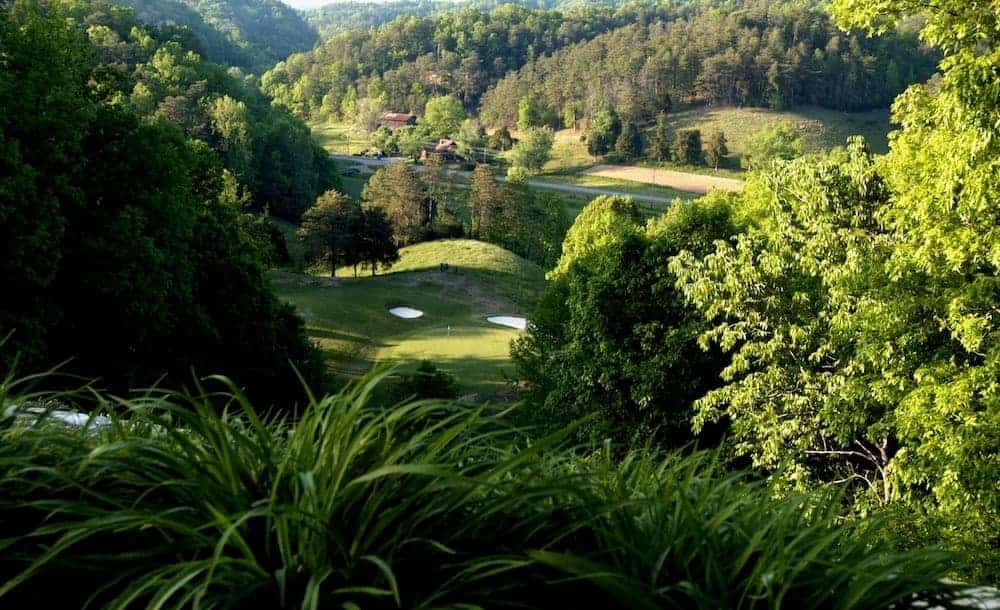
[0,0,324,401]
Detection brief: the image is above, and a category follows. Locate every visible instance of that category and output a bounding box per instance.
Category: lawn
[272,239,544,401]
[310,120,368,155]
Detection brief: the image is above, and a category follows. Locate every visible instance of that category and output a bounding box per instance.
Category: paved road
[331,154,695,204]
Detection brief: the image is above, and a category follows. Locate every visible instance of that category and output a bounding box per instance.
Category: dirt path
[582,165,744,194]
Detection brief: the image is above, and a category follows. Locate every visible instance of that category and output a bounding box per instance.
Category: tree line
[261,2,699,121]
[298,162,568,275]
[480,0,937,127]
[1,0,326,401]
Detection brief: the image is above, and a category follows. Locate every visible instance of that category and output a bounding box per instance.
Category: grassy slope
[274,239,544,401]
[668,105,891,156]
[311,120,368,155]
[543,105,892,178]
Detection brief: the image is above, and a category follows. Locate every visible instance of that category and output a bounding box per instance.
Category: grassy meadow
[541,106,893,178]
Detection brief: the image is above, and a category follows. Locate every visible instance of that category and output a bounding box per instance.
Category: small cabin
[378,112,417,131]
[421,138,458,161]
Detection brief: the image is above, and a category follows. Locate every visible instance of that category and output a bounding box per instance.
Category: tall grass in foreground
[0,372,964,609]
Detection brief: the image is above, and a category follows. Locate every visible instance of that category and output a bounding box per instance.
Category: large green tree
[362,163,429,245]
[508,127,553,175]
[422,95,467,139]
[298,191,361,277]
[513,194,740,444]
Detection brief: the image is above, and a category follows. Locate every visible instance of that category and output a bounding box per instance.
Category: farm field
[272,240,544,401]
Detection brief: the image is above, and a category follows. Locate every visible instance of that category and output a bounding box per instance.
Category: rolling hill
[117,0,317,71]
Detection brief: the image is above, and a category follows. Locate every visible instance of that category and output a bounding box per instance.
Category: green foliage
[586,108,621,156]
[517,93,553,131]
[673,137,1000,581]
[480,1,938,127]
[613,120,643,161]
[456,117,486,159]
[704,130,728,170]
[298,190,361,277]
[470,166,568,268]
[48,0,339,221]
[672,129,703,165]
[0,2,323,401]
[394,360,459,400]
[514,195,741,444]
[549,195,640,279]
[117,0,317,71]
[741,122,804,169]
[648,111,672,161]
[362,163,429,246]
[357,207,400,275]
[508,126,554,175]
[422,94,467,138]
[0,373,965,608]
[264,4,664,121]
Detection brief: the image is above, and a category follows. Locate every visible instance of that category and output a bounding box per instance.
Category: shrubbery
[0,372,964,608]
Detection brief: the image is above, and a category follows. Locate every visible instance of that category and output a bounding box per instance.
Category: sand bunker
[487,316,527,330]
[389,306,424,319]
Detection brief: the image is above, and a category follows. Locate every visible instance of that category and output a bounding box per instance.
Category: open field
[272,240,544,400]
[541,105,893,181]
[667,105,892,156]
[311,120,369,155]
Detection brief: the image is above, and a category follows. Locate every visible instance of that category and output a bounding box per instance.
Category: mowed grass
[311,120,368,155]
[273,240,544,400]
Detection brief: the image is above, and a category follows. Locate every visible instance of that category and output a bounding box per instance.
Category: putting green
[378,324,520,397]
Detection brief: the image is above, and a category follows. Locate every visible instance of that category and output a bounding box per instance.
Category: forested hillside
[115,0,317,71]
[262,3,694,119]
[480,0,937,126]
[1,0,332,398]
[305,0,628,39]
[52,0,337,219]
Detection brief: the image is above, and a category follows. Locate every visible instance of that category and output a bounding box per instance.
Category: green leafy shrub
[0,372,964,609]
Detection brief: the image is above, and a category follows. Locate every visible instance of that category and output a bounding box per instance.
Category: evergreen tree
[357,206,399,276]
[648,111,672,162]
[469,164,504,240]
[614,121,643,160]
[671,129,703,166]
[703,131,728,170]
[586,109,621,157]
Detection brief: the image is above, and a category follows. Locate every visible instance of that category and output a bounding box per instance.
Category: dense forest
[53,0,338,219]
[2,0,1000,605]
[116,0,317,71]
[262,3,697,119]
[305,0,629,39]
[480,1,937,126]
[0,0,334,398]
